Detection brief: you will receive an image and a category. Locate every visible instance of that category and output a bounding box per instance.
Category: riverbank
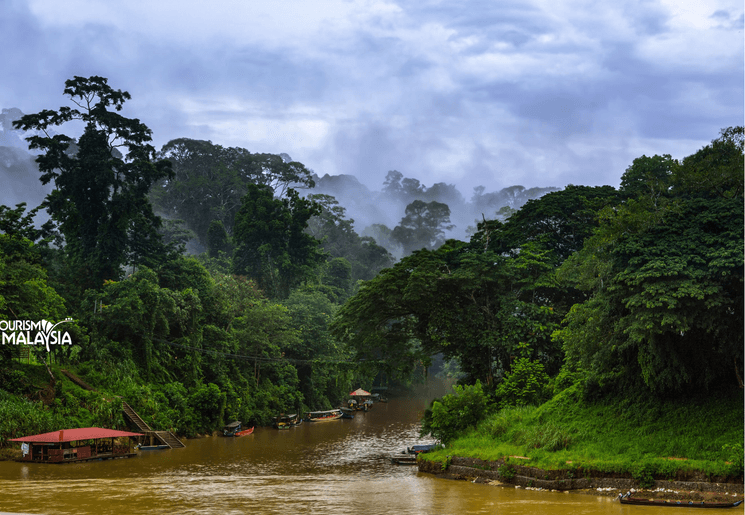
[418,456,744,503]
[418,383,744,499]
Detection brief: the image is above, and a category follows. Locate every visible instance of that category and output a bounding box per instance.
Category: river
[0,385,720,515]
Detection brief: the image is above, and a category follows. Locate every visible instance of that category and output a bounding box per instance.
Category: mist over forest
[0,75,741,457]
[0,106,560,260]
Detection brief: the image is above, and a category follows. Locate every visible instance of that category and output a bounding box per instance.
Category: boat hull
[619,494,743,508]
[305,410,343,422]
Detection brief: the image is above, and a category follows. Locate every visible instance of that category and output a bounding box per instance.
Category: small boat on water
[274,414,302,429]
[347,388,373,411]
[222,421,243,437]
[618,492,744,508]
[305,409,343,422]
[407,444,441,454]
[235,427,254,437]
[390,454,418,465]
[136,443,169,450]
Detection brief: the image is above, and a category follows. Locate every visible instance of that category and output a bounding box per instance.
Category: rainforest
[0,78,742,484]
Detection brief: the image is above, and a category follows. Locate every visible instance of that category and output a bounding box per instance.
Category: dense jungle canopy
[0,77,741,443]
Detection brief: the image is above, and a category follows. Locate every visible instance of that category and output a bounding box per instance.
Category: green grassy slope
[422,384,744,482]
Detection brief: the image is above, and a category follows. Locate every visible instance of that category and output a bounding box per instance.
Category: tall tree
[391,200,454,255]
[151,138,315,246]
[555,128,744,396]
[13,76,172,289]
[306,194,394,285]
[232,185,324,299]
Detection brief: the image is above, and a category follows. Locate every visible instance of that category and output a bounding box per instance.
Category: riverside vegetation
[1,77,742,483]
[418,382,743,485]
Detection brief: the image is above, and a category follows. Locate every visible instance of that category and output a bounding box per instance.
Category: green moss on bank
[421,384,744,482]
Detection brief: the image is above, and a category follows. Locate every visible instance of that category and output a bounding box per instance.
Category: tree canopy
[12,76,172,289]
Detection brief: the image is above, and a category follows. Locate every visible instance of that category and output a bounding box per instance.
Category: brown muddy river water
[0,386,726,514]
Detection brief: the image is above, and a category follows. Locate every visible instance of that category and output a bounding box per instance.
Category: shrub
[496,357,550,408]
[723,442,744,476]
[420,380,492,444]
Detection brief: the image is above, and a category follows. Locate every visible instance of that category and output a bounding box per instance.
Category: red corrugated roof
[9,428,143,443]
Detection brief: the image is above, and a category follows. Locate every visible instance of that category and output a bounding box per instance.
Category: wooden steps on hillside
[61,369,95,391]
[154,431,185,448]
[122,401,185,449]
[122,400,152,432]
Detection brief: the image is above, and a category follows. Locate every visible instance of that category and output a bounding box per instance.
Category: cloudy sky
[2,0,742,195]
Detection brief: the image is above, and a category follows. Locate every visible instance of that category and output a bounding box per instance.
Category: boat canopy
[9,428,142,443]
[349,388,371,396]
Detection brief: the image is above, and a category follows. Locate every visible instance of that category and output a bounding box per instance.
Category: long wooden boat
[305,409,343,422]
[136,444,169,450]
[235,427,254,436]
[618,493,743,508]
[390,454,418,465]
[274,414,302,429]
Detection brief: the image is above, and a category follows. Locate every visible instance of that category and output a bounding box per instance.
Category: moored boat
[274,414,302,429]
[235,427,254,436]
[222,421,243,437]
[136,443,169,450]
[618,492,744,508]
[347,388,374,411]
[407,444,441,454]
[305,409,343,422]
[390,454,418,465]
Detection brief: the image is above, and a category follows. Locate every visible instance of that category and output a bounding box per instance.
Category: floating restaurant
[10,427,143,463]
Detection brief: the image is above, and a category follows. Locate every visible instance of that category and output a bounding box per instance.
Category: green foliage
[556,197,744,395]
[420,381,492,444]
[498,463,516,480]
[207,220,232,258]
[13,76,172,290]
[189,383,226,432]
[554,128,744,397]
[0,389,64,445]
[722,442,744,476]
[151,138,315,247]
[521,422,572,452]
[233,185,324,299]
[306,194,394,286]
[632,461,656,488]
[496,354,550,408]
[391,199,454,255]
[619,154,675,202]
[422,385,743,481]
[673,126,743,199]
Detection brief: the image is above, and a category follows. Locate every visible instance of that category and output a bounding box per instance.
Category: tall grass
[422,384,744,479]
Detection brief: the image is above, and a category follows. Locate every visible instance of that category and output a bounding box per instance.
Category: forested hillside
[0,76,742,459]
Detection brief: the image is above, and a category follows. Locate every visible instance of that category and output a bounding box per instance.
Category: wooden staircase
[122,401,185,449]
[122,401,152,432]
[154,431,185,448]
